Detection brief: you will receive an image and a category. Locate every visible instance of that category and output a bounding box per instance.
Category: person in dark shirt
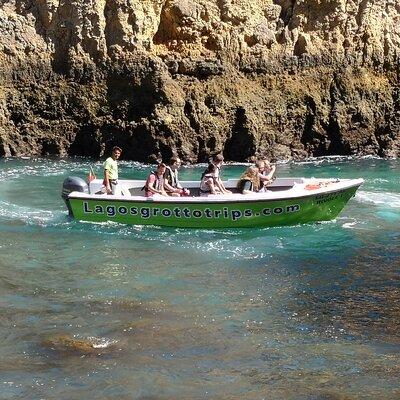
[237,166,260,194]
[206,154,231,194]
[199,163,220,196]
[164,157,190,196]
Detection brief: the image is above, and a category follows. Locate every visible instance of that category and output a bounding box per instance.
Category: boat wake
[356,191,400,208]
[0,200,65,226]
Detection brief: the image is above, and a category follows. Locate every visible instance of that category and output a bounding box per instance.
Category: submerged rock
[42,334,118,355]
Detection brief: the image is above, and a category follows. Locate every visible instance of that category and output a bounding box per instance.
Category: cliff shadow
[224,107,256,161]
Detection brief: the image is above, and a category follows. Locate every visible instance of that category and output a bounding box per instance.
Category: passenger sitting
[237,166,260,194]
[257,159,276,192]
[164,156,190,197]
[145,163,169,197]
[210,154,231,194]
[199,163,221,196]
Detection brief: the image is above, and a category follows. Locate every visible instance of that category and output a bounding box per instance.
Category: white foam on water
[87,336,118,349]
[341,221,358,229]
[295,155,355,165]
[370,178,391,184]
[0,158,110,182]
[355,191,400,208]
[69,335,118,349]
[0,200,63,225]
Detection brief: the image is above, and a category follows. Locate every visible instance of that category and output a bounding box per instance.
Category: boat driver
[103,146,122,194]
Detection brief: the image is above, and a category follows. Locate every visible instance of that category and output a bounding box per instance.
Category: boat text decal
[315,190,345,204]
[82,202,300,221]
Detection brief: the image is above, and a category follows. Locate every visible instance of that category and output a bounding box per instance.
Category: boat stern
[61,177,89,215]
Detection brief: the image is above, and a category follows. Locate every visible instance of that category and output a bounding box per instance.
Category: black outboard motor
[61,177,88,215]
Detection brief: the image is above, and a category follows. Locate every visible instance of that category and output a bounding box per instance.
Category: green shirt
[103,157,118,180]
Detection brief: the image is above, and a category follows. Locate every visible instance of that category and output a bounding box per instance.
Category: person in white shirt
[256,158,276,192]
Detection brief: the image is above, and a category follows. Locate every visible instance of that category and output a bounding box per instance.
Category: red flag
[87,167,96,183]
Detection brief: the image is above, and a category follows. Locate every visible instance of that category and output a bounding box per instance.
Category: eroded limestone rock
[0,0,399,160]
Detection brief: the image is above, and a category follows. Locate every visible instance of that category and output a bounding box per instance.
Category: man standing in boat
[103,146,122,194]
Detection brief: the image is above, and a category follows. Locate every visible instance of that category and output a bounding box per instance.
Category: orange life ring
[305,184,321,190]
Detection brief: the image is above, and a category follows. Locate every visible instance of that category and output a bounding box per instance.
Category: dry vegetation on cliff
[0,0,399,161]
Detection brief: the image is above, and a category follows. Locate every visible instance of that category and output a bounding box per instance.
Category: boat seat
[119,187,131,196]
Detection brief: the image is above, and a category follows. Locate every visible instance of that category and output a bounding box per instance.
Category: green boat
[61,177,363,228]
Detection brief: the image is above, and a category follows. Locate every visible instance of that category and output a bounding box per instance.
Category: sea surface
[0,157,399,400]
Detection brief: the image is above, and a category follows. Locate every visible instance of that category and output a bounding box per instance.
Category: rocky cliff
[0,0,399,161]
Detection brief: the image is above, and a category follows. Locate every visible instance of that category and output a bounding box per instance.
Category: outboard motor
[61,177,88,215]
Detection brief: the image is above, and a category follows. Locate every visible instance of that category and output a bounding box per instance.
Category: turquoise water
[0,157,399,400]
